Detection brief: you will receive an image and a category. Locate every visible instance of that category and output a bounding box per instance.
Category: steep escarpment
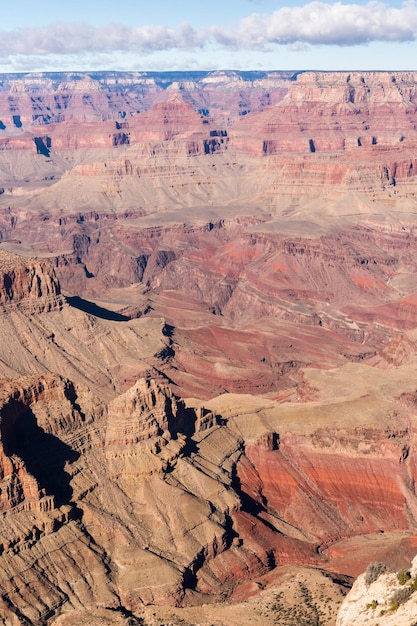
[0,250,63,313]
[0,373,85,512]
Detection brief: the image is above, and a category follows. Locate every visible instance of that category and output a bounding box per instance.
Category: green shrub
[366,599,378,610]
[397,569,411,585]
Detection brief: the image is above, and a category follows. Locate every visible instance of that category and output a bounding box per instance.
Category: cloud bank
[1,1,417,58]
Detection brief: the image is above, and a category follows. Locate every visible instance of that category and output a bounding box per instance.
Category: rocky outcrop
[337,555,417,625]
[0,373,92,512]
[0,250,63,313]
[105,378,191,476]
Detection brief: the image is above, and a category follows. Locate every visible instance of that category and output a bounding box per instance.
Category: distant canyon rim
[0,69,417,624]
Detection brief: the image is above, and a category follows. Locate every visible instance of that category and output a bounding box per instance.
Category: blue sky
[1,0,417,72]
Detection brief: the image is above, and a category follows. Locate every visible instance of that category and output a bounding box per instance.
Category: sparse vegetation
[390,585,412,609]
[362,562,417,617]
[364,562,387,586]
[269,582,336,625]
[397,568,411,585]
[366,599,378,610]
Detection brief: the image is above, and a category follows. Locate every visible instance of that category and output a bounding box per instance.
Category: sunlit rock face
[0,250,63,313]
[336,554,417,626]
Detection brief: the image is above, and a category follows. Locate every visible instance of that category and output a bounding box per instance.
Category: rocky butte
[1,70,417,624]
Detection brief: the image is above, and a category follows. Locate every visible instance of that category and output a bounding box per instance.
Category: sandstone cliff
[0,250,63,313]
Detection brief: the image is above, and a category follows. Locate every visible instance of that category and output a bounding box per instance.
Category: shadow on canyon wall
[67,295,130,322]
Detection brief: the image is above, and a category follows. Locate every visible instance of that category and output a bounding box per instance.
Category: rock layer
[0,250,63,313]
[2,70,417,624]
[1,358,417,624]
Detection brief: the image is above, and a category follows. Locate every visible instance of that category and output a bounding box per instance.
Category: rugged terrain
[1,70,417,624]
[337,554,417,625]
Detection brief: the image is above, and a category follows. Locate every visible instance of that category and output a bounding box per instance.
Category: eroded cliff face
[2,359,417,624]
[0,373,119,626]
[3,71,417,624]
[0,250,63,313]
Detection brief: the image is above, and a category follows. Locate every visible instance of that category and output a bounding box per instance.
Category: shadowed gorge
[1,401,78,507]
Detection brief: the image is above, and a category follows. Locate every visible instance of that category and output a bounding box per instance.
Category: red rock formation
[0,351,416,622]
[238,432,412,545]
[0,250,63,313]
[2,70,417,623]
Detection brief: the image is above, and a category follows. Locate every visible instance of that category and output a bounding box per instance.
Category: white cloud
[1,1,417,61]
[240,1,417,46]
[0,22,204,56]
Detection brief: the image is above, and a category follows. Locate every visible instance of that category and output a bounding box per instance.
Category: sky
[1,0,417,73]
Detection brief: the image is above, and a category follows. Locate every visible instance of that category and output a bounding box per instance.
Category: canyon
[1,70,417,624]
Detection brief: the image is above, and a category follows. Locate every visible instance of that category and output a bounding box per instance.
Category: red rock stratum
[0,70,417,624]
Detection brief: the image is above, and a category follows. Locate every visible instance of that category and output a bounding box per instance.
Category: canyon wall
[0,250,63,313]
[1,71,417,623]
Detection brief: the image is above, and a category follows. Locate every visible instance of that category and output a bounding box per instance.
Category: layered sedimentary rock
[0,373,119,626]
[3,70,417,624]
[2,357,417,623]
[4,71,417,398]
[0,70,289,130]
[0,250,63,313]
